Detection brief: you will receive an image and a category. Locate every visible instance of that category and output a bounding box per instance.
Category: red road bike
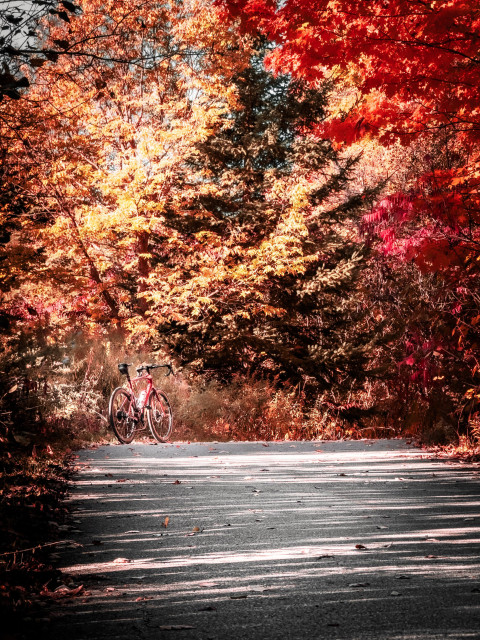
[108,363,173,444]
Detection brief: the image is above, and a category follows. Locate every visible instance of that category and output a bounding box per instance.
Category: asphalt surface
[47,439,480,640]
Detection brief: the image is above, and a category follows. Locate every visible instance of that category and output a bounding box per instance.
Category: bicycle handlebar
[135,363,174,376]
[118,362,173,376]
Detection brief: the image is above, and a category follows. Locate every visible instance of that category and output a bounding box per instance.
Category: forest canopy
[2,0,480,445]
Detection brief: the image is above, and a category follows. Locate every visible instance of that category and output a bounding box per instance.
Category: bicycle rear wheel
[109,387,136,444]
[147,390,173,442]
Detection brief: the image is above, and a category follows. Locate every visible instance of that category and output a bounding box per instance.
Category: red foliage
[223,1,480,146]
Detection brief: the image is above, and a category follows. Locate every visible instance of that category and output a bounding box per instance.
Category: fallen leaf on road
[135,596,153,601]
[116,478,128,483]
[162,516,170,528]
[41,585,84,599]
[355,544,367,550]
[262,443,269,447]
[172,479,181,485]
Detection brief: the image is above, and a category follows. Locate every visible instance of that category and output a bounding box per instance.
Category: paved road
[48,439,480,640]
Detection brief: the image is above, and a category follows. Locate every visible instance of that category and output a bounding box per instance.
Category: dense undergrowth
[2,332,479,454]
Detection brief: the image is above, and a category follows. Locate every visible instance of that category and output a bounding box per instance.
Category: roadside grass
[426,437,480,463]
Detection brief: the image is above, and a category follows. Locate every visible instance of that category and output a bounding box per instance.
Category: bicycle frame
[126,370,154,415]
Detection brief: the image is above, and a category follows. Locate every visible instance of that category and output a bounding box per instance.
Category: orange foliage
[1,0,254,339]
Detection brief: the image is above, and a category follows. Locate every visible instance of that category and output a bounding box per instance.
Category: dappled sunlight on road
[50,440,480,640]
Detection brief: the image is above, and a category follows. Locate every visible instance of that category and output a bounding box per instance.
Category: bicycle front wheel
[109,387,136,444]
[147,390,173,442]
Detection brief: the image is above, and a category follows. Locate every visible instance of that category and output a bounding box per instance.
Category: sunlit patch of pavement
[47,439,480,639]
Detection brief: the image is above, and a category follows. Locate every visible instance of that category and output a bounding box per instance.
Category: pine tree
[150,49,381,402]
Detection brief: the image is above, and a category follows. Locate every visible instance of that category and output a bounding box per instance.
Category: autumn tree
[1,0,254,335]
